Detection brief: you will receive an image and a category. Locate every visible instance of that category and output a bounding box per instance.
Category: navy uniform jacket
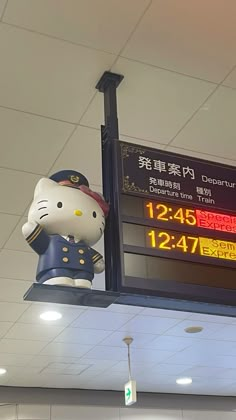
[26,224,102,281]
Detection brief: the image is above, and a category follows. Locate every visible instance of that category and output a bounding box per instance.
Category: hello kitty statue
[22,170,109,289]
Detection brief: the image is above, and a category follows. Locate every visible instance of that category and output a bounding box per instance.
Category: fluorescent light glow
[0,368,7,375]
[40,311,62,321]
[176,377,192,385]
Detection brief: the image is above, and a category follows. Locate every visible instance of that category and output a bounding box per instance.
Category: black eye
[57,202,63,208]
[93,211,97,218]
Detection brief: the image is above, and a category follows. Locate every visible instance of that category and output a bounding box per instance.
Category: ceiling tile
[170,86,236,160]
[4,0,150,55]
[83,345,127,361]
[163,320,225,339]
[17,404,50,420]
[71,309,134,330]
[0,107,75,174]
[51,405,119,420]
[119,315,180,334]
[27,354,82,369]
[121,408,182,420]
[17,303,85,327]
[0,168,40,215]
[0,339,46,354]
[54,327,111,345]
[166,146,236,166]
[0,213,19,248]
[223,67,236,88]
[4,217,34,253]
[0,23,115,122]
[149,335,199,352]
[50,126,102,186]
[0,0,7,16]
[209,325,236,341]
[141,308,189,319]
[0,279,30,303]
[81,58,215,143]
[187,313,235,325]
[5,323,64,341]
[0,302,29,322]
[0,404,17,420]
[41,342,92,358]
[0,322,13,337]
[0,250,37,280]
[107,304,143,315]
[122,0,236,83]
[0,352,33,366]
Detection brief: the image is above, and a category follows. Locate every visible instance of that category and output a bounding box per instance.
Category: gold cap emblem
[70,175,80,183]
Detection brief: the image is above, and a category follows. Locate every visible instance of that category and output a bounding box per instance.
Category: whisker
[37,200,48,204]
[99,227,102,234]
[38,207,47,211]
[40,214,49,219]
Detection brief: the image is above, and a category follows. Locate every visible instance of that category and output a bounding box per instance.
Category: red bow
[79,185,109,217]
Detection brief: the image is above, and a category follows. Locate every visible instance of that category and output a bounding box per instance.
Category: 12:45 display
[145,201,196,226]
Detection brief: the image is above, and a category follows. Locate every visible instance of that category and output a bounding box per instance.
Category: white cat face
[28,178,105,246]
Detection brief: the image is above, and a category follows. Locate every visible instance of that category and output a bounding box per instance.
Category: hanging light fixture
[123,336,137,406]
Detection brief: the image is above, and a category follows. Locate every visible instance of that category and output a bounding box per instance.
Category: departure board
[112,141,236,306]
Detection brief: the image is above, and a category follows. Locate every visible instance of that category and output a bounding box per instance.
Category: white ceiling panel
[0,338,47,354]
[224,67,236,89]
[5,323,65,341]
[40,342,92,358]
[209,325,236,342]
[0,250,37,281]
[4,217,34,252]
[0,352,33,366]
[166,146,236,166]
[149,335,199,352]
[141,307,188,319]
[71,309,135,330]
[0,23,115,122]
[0,322,13,337]
[119,315,181,335]
[0,107,75,174]
[163,320,226,339]
[17,404,50,420]
[0,213,19,248]
[50,125,102,187]
[0,279,30,303]
[122,0,236,83]
[82,345,127,361]
[0,168,40,215]
[28,354,83,369]
[170,86,236,159]
[0,302,28,322]
[3,0,150,54]
[17,303,85,326]
[54,327,111,345]
[82,58,215,143]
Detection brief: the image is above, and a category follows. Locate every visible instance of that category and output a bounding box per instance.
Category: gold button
[62,247,68,252]
[62,257,69,263]
[78,249,84,254]
[80,259,85,265]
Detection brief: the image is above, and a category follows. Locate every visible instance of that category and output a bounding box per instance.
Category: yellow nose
[74,209,83,216]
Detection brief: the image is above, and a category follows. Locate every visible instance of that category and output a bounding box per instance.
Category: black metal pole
[96,71,124,291]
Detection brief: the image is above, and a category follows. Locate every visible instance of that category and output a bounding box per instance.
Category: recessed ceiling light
[176,377,192,385]
[40,311,62,321]
[185,326,203,334]
[0,368,7,375]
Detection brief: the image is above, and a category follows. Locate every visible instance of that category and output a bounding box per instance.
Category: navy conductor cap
[50,170,89,189]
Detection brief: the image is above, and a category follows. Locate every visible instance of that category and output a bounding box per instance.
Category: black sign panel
[120,142,236,213]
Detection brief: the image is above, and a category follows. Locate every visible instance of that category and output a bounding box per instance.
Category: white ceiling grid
[0,0,235,395]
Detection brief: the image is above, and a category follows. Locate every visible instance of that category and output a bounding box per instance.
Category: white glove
[94,258,105,273]
[22,221,39,238]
